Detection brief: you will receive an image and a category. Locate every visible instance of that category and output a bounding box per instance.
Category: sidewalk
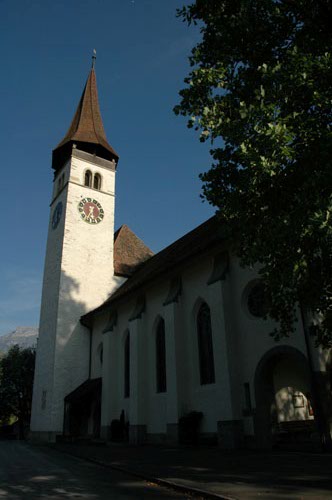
[53,442,332,499]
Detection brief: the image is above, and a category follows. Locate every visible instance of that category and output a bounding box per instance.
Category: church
[30,62,332,449]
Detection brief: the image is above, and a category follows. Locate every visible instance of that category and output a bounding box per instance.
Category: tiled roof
[114,224,154,277]
[82,215,224,322]
[52,68,118,170]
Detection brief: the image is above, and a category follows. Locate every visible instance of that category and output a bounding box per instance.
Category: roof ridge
[82,215,221,323]
[87,68,105,144]
[114,224,130,241]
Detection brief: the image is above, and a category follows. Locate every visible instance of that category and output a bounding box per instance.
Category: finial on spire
[92,49,97,68]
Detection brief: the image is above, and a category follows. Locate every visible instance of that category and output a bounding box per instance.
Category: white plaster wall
[178,255,225,434]
[51,155,120,431]
[98,303,133,429]
[31,152,121,436]
[52,160,70,200]
[90,315,105,380]
[112,304,133,424]
[87,309,118,432]
[31,162,69,433]
[144,283,171,434]
[95,243,313,440]
[99,253,225,436]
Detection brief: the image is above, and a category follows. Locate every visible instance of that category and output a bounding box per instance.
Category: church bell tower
[31,58,119,441]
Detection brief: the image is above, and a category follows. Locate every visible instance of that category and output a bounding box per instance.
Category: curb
[56,447,236,500]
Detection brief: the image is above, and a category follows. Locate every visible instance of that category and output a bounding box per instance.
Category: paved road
[55,442,332,499]
[0,441,190,500]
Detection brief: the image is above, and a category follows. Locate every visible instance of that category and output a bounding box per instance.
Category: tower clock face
[78,197,104,224]
[52,202,63,230]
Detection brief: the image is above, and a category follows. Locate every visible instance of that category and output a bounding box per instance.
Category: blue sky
[0,0,214,336]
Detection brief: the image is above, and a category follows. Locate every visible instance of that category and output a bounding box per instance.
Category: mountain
[0,327,38,353]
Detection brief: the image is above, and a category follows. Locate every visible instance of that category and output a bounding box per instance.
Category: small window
[124,333,130,398]
[84,170,92,187]
[93,173,101,190]
[247,281,270,318]
[197,302,215,385]
[97,343,103,365]
[57,173,64,193]
[156,318,167,393]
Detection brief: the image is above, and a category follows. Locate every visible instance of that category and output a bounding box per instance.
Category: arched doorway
[320,351,332,447]
[254,346,316,449]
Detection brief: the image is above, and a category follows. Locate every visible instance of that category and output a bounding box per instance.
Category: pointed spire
[52,62,119,171]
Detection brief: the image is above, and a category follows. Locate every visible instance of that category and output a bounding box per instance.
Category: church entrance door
[254,346,316,450]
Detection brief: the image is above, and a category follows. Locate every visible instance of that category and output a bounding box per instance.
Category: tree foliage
[175,0,332,345]
[0,345,36,436]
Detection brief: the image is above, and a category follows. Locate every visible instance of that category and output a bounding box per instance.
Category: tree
[0,345,36,438]
[174,0,332,346]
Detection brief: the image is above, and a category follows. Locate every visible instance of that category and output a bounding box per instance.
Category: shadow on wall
[53,271,120,439]
[53,271,91,392]
[35,270,106,438]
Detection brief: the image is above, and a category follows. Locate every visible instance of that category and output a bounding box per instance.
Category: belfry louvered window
[93,173,101,190]
[84,170,92,187]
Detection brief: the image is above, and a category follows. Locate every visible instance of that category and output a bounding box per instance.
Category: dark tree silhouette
[0,345,36,438]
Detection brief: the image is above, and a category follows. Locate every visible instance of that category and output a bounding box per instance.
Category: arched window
[93,173,101,190]
[124,332,130,398]
[197,302,215,385]
[84,170,92,187]
[156,318,167,393]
